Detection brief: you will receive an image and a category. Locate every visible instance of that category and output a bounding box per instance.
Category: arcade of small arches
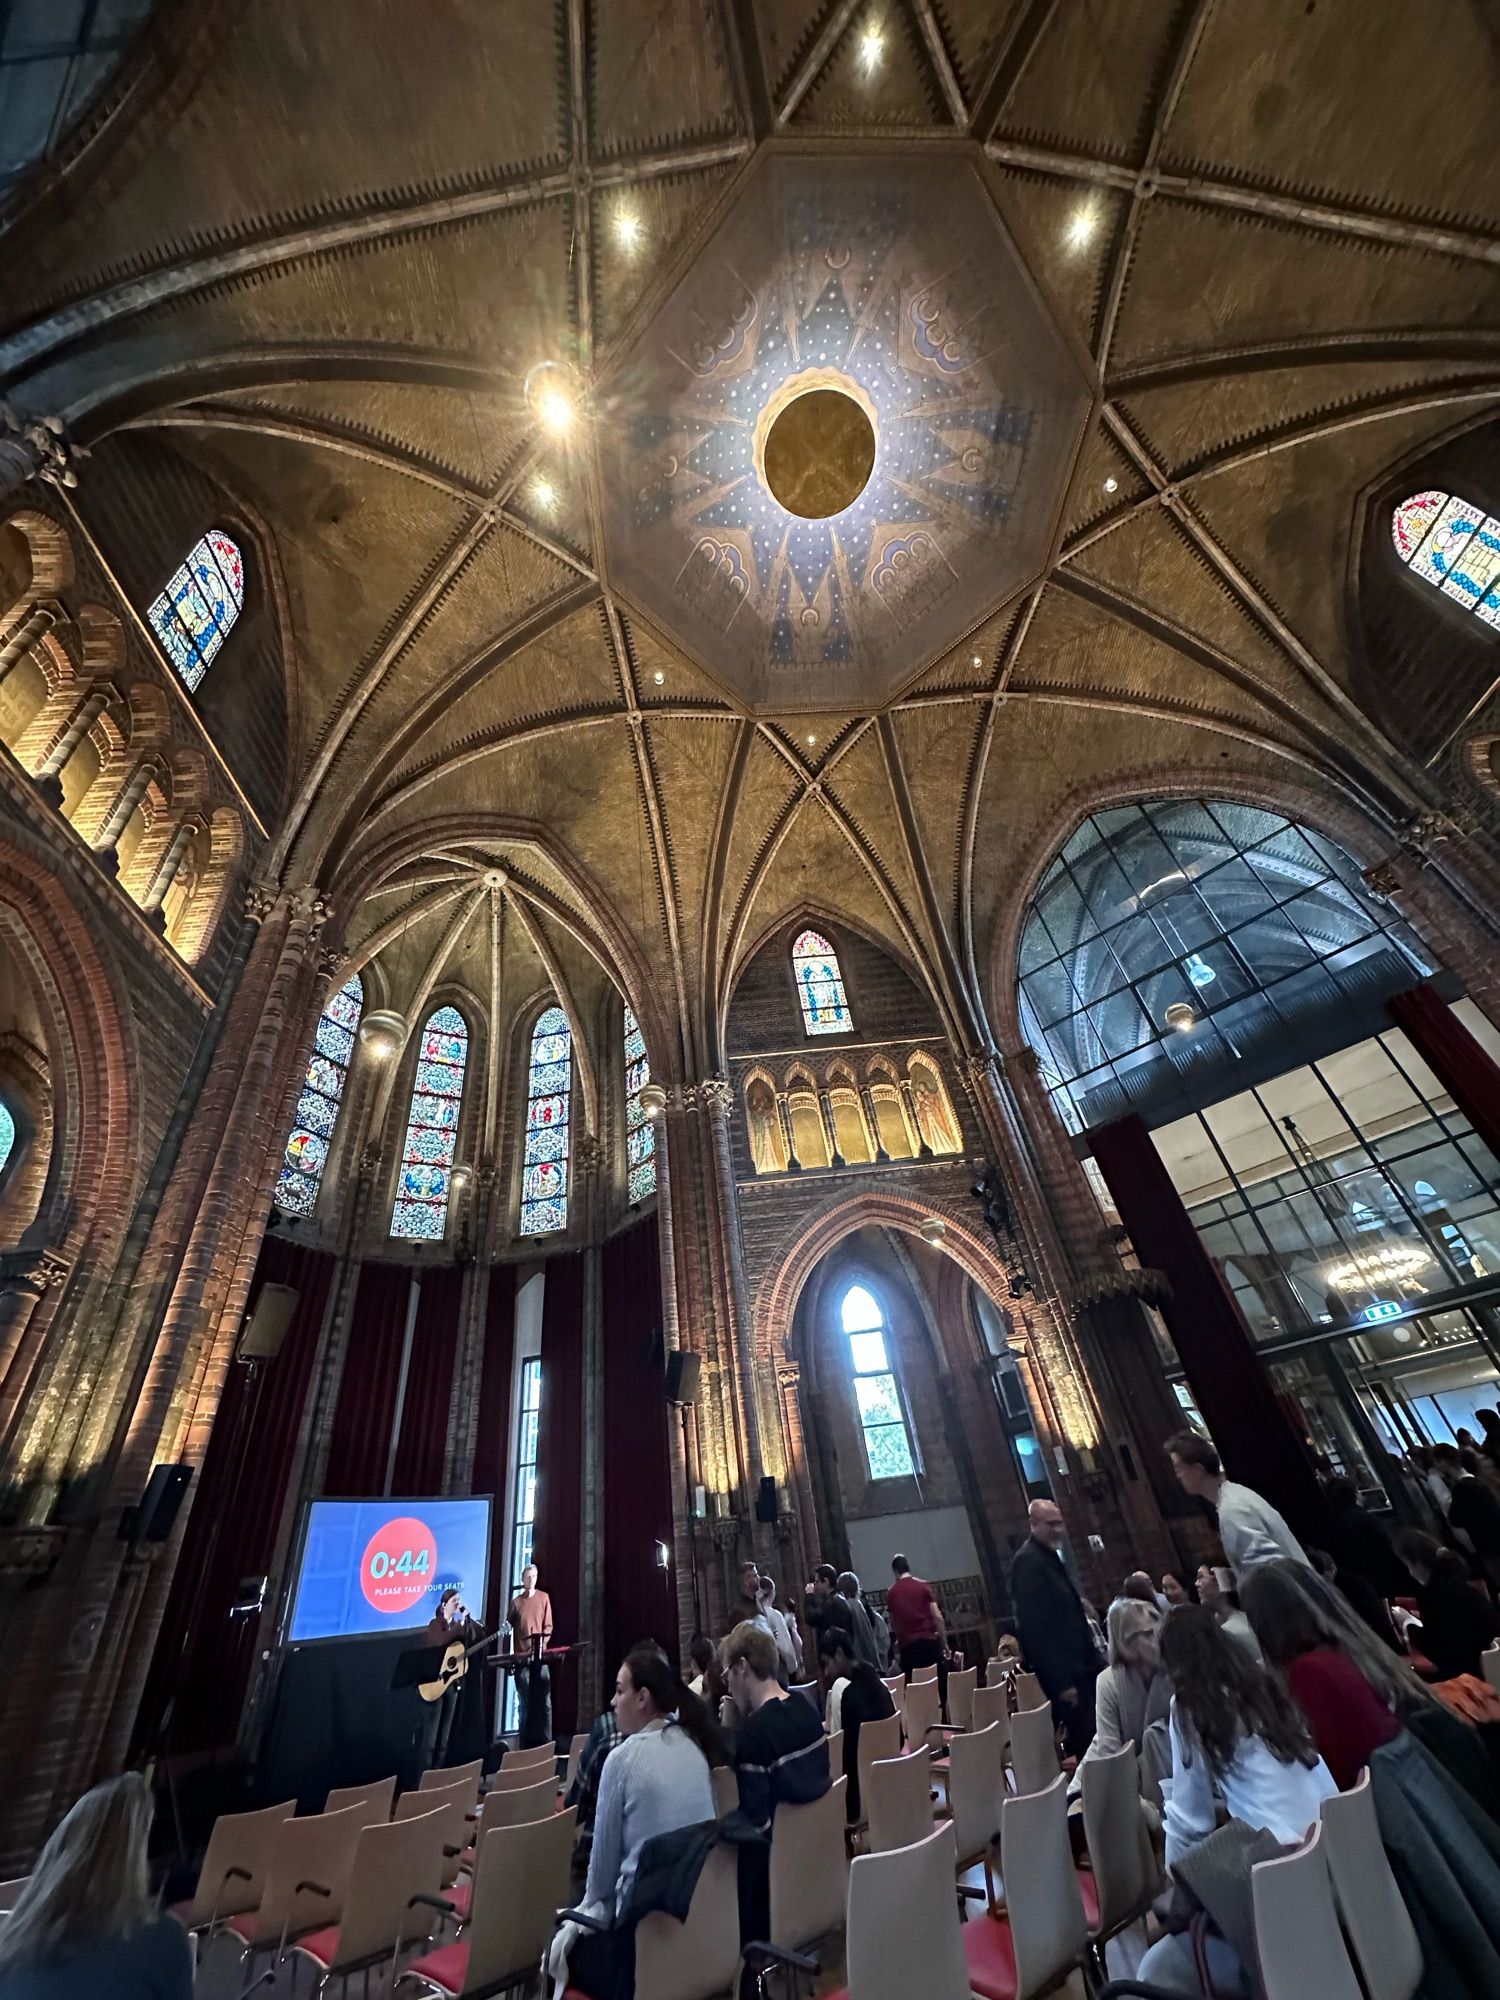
[742,1050,964,1175]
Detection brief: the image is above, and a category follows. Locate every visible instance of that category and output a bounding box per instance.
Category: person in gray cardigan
[1075,1597,1172,1789]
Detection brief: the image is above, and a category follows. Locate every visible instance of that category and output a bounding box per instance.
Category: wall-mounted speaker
[665,1350,702,1406]
[238,1283,299,1361]
[754,1475,779,1524]
[120,1461,193,1544]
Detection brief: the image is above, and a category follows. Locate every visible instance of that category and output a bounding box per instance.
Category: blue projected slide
[288,1495,491,1643]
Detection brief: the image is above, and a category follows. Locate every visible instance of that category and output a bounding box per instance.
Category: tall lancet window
[520,1004,571,1236]
[792,927,852,1036]
[624,1004,656,1202]
[146,528,245,688]
[391,1004,469,1240]
[841,1283,916,1480]
[275,973,364,1216]
[1392,490,1500,629]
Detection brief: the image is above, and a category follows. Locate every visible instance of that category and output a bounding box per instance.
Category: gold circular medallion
[761,384,876,519]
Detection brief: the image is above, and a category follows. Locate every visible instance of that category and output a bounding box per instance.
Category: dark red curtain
[133,1237,336,1757]
[472,1264,516,1627]
[602,1217,676,1670]
[1389,982,1500,1160]
[391,1265,464,1494]
[1090,1113,1329,1545]
[324,1260,411,1497]
[534,1250,584,1729]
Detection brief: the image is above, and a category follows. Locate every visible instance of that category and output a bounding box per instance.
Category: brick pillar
[0,1249,69,1416]
[699,1077,764,1494]
[576,1135,605,1714]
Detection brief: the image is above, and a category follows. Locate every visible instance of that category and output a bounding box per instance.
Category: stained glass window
[792,928,853,1037]
[274,974,364,1217]
[146,529,246,689]
[1392,491,1500,631]
[520,1004,571,1236]
[841,1283,915,1480]
[0,1099,14,1179]
[391,1004,469,1241]
[624,1004,657,1202]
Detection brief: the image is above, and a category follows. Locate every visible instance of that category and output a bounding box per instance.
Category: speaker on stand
[666,1344,704,1636]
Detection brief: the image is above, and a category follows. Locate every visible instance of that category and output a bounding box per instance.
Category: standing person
[0,1774,192,2000]
[1134,1606,1336,1996]
[1008,1500,1101,1758]
[1432,1443,1500,1585]
[756,1574,801,1680]
[421,1585,483,1770]
[736,1560,774,1635]
[1167,1430,1311,1581]
[1476,1408,1500,1470]
[1395,1529,1500,1681]
[725,1621,830,1940]
[818,1628,896,1823]
[837,1571,882,1669]
[886,1554,950,1711]
[803,1563,855,1653]
[508,1563,555,1748]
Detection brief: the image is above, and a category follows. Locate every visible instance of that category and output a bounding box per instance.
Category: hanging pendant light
[360,1008,408,1059]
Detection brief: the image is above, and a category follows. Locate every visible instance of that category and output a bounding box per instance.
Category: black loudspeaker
[755,1476,779,1523]
[123,1462,193,1544]
[238,1282,299,1361]
[665,1350,701,1406]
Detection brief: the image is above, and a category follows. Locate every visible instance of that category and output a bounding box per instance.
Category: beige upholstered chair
[564,1730,590,1791]
[290,1804,447,1988]
[634,1840,742,2000]
[946,1666,977,1731]
[1078,1740,1158,1955]
[970,1682,1010,1738]
[487,1757,555,1792]
[1320,1771,1423,2000]
[219,1803,375,1966]
[325,1773,396,1818]
[844,1823,974,2000]
[768,1775,848,1951]
[421,1758,482,1795]
[400,1807,578,1998]
[1012,1670,1047,1713]
[1008,1703,1060,1797]
[901,1674,942,1751]
[501,1741,555,1773]
[172,1798,296,1932]
[471,1774,556,1833]
[910,1663,939,1685]
[414,1764,481,1815]
[853,1710,902,1826]
[395,1789,469,1893]
[864,1751,935,1855]
[1252,1823,1364,2000]
[945,1720,1006,1909]
[963,1773,1088,2000]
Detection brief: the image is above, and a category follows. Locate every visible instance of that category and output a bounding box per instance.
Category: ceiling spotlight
[525,361,580,437]
[639,1082,668,1121]
[972,653,984,668]
[858,20,885,71]
[1065,200,1099,251]
[1103,476,1119,494]
[806,733,817,745]
[530,476,558,514]
[614,206,643,253]
[652,669,665,685]
[359,1009,408,1060]
[1164,1001,1196,1034]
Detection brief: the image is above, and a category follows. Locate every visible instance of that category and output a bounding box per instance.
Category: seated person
[1396,1529,1500,1681]
[726,1620,829,1943]
[818,1627,896,1824]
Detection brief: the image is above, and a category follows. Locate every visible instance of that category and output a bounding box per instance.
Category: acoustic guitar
[417,1629,492,1703]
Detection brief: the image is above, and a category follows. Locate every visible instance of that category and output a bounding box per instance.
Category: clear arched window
[520,1004,571,1236]
[391,1004,469,1240]
[1018,798,1428,1133]
[147,528,245,689]
[792,928,852,1036]
[0,1099,14,1180]
[275,973,364,1216]
[841,1284,915,1480]
[1391,491,1500,630]
[623,1005,656,1202]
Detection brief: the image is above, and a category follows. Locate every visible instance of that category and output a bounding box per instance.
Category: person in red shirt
[885,1553,949,1712]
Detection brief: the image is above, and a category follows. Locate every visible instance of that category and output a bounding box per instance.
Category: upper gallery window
[624,1005,656,1202]
[274,974,364,1217]
[146,529,245,689]
[391,1004,469,1241]
[841,1282,916,1480]
[792,928,853,1037]
[520,1004,571,1236]
[0,1097,14,1180]
[1391,491,1500,630]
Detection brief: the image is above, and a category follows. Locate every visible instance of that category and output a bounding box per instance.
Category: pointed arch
[1391,489,1500,629]
[623,1003,656,1202]
[791,927,853,1037]
[146,527,246,689]
[274,974,365,1217]
[391,1002,469,1240]
[520,1003,571,1236]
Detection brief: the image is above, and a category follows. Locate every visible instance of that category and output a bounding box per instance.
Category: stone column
[775,1091,800,1171]
[0,601,61,686]
[89,759,156,868]
[138,821,196,928]
[698,1077,763,1491]
[899,1075,934,1157]
[0,1249,70,1427]
[817,1088,844,1166]
[859,1084,891,1161]
[29,685,110,809]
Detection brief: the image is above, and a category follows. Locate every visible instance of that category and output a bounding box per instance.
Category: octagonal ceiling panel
[597,149,1092,711]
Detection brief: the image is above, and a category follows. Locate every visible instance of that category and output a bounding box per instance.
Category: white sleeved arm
[582,1743,626,1918]
[1162,1705,1217,1869]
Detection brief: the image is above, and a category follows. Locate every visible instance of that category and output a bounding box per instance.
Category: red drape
[534,1250,584,1730]
[1389,982,1500,1160]
[391,1265,464,1494]
[1090,1112,1329,1545]
[472,1264,516,1627]
[134,1236,336,1757]
[602,1216,676,1670]
[324,1260,411,1497]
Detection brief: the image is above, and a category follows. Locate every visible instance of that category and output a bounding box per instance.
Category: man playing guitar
[419,1585,484,1771]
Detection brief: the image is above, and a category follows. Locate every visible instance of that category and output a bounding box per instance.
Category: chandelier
[1323,1239,1434,1293]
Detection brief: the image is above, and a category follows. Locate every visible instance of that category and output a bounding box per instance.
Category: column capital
[0,402,85,493]
[999,1044,1041,1081]
[698,1075,735,1115]
[1069,1264,1171,1313]
[710,1516,742,1553]
[244,877,280,924]
[0,1248,70,1297]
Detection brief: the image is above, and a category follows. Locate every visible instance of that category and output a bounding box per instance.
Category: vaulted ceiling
[4,0,1499,1080]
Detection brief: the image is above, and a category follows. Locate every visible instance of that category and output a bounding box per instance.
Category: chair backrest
[1252,1823,1364,2000]
[770,1777,848,1951]
[901,1676,941,1749]
[969,1682,1010,1743]
[324,1773,396,1819]
[412,1765,480,1815]
[331,1806,446,1965]
[478,1774,557,1829]
[245,1804,369,1942]
[1013,1670,1047,1712]
[1079,1741,1155,1936]
[1009,1704,1060,1797]
[880,1674,904,1722]
[421,1757,482,1793]
[565,1732,589,1790]
[1320,1771,1423,2000]
[1482,1643,1500,1693]
[865,1751,934,1855]
[488,1758,555,1792]
[854,1711,903,1812]
[910,1663,939,1685]
[946,1666,976,1732]
[467,1808,578,1991]
[394,1790,469,1888]
[185,1799,296,1926]
[502,1742,555,1773]
[1001,1774,1089,2000]
[634,1839,741,2000]
[947,1722,1005,1864]
[825,1728,843,1778]
[845,1823,972,2000]
[712,1763,739,1818]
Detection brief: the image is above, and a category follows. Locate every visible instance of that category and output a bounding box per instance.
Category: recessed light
[806,733,817,745]
[652,670,665,685]
[525,361,579,437]
[1103,476,1118,494]
[530,477,558,513]
[1065,201,1099,251]
[614,207,642,253]
[972,653,983,668]
[858,21,885,72]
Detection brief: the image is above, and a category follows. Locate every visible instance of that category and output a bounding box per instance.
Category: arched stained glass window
[1391,490,1500,630]
[841,1283,915,1480]
[792,928,852,1036]
[391,1004,469,1241]
[520,1005,571,1236]
[147,528,245,689]
[0,1099,14,1179]
[275,973,364,1216]
[624,1005,656,1202]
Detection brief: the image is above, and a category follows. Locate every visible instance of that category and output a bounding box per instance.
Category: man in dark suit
[1008,1498,1101,1759]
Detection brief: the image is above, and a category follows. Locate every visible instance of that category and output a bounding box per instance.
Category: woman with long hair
[1133,1605,1335,1996]
[552,1645,724,2000]
[1077,1597,1171,1773]
[0,1773,190,1998]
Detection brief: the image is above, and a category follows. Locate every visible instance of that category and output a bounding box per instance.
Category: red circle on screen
[360,1515,439,1615]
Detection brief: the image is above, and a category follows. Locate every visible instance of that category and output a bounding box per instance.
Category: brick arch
[0,508,74,607]
[754,1188,1015,1369]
